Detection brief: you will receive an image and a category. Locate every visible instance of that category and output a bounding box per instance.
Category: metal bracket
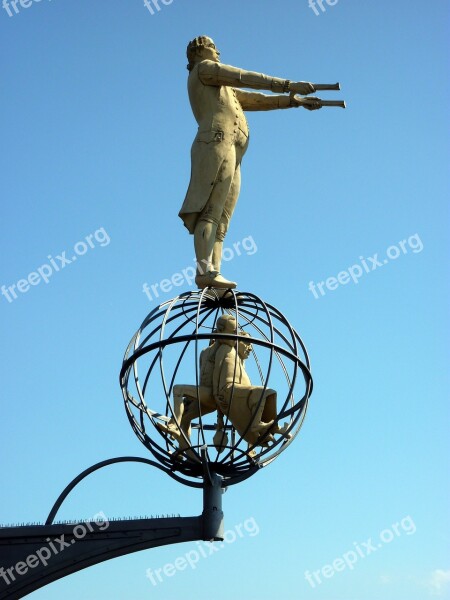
[0,457,223,599]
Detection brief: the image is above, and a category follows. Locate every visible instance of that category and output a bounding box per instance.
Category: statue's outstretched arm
[197,60,314,96]
[234,89,293,111]
[198,60,286,92]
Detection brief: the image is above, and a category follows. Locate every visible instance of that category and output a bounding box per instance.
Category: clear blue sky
[1,1,449,598]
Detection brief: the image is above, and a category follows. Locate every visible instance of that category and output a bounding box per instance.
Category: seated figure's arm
[234,89,294,111]
[213,345,236,398]
[213,345,225,399]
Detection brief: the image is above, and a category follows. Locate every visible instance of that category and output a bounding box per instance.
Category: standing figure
[180,35,322,289]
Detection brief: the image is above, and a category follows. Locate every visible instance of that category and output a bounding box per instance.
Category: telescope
[319,100,346,108]
[294,82,346,108]
[312,82,341,91]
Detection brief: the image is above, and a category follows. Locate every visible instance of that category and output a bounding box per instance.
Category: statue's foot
[273,422,292,440]
[247,447,257,460]
[156,421,183,442]
[180,447,201,463]
[171,443,200,463]
[204,288,245,300]
[249,419,274,435]
[172,449,185,462]
[195,271,237,290]
[259,433,275,446]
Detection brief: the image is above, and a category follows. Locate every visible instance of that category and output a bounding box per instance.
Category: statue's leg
[261,390,292,439]
[218,385,273,447]
[211,132,247,275]
[211,164,241,274]
[177,390,216,461]
[194,151,237,289]
[213,410,229,452]
[260,390,277,422]
[172,384,189,423]
[238,387,280,447]
[180,391,217,433]
[194,220,218,276]
[157,385,198,440]
[246,387,274,433]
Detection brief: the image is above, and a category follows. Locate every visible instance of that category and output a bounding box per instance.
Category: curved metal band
[120,333,312,386]
[45,456,203,525]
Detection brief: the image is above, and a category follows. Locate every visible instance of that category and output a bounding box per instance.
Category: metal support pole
[202,470,224,541]
[200,446,224,542]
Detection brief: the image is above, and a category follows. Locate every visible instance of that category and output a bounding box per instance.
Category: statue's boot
[156,421,183,442]
[195,270,237,290]
[249,419,274,435]
[259,433,276,447]
[172,449,185,462]
[243,420,275,446]
[168,432,200,463]
[178,444,200,463]
[272,422,292,440]
[247,446,257,460]
[202,288,245,301]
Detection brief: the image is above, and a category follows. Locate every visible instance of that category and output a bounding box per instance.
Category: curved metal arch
[120,333,312,383]
[45,456,203,525]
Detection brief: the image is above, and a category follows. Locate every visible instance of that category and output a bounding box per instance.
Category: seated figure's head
[214,314,237,347]
[215,314,236,333]
[186,36,220,70]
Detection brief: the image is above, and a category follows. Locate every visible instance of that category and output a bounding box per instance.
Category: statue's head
[186,36,220,71]
[238,331,252,360]
[214,314,236,347]
[215,314,236,334]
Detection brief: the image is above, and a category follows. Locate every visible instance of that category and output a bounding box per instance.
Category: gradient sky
[1,1,449,599]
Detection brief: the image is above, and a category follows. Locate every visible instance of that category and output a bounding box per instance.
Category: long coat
[179,60,291,233]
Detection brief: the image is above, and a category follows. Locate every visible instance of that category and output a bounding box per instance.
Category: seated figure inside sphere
[157,314,289,457]
[213,330,290,448]
[156,315,236,455]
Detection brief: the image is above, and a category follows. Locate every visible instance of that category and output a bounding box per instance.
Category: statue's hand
[290,94,323,110]
[290,81,315,95]
[301,96,323,110]
[215,394,228,411]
